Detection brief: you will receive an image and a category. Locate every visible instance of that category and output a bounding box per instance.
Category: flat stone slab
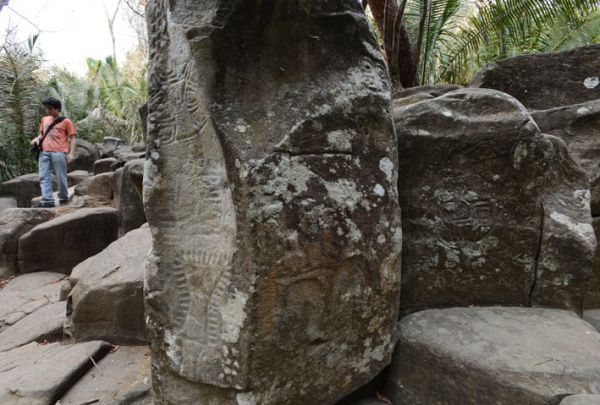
[0,340,110,405]
[584,309,600,332]
[0,197,16,215]
[385,307,600,405]
[58,345,151,404]
[0,301,65,352]
[0,272,67,325]
[561,394,600,404]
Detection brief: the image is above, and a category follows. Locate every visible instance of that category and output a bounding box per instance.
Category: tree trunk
[366,0,420,89]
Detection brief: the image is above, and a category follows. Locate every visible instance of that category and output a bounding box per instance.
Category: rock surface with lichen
[143,1,401,404]
[395,88,595,315]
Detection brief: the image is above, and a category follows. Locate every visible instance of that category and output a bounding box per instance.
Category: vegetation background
[0,0,599,181]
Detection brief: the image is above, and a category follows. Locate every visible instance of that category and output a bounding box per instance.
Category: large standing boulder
[144,1,401,404]
[117,159,145,237]
[395,88,595,315]
[68,139,101,173]
[0,209,56,277]
[531,100,600,215]
[471,44,600,110]
[66,225,150,344]
[18,207,118,274]
[385,307,600,405]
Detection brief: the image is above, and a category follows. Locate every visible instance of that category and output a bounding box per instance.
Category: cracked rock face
[395,88,595,315]
[144,1,401,404]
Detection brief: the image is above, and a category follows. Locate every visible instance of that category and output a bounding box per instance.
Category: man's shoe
[59,200,69,206]
[34,201,55,208]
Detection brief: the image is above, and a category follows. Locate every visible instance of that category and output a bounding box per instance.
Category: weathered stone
[57,346,152,405]
[0,272,67,324]
[68,139,101,173]
[0,340,110,405]
[118,159,145,237]
[0,209,56,277]
[561,395,600,405]
[392,84,461,110]
[93,157,120,175]
[395,88,595,314]
[0,173,53,208]
[145,1,401,404]
[74,172,114,201]
[67,225,150,344]
[18,207,118,274]
[132,141,146,153]
[531,100,600,215]
[587,218,600,309]
[0,197,16,215]
[471,44,600,110]
[584,309,600,332]
[67,170,91,186]
[112,167,124,205]
[100,136,126,158]
[114,147,145,164]
[0,301,65,352]
[385,307,600,405]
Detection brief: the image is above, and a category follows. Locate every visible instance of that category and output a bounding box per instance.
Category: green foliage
[393,0,600,85]
[0,36,43,181]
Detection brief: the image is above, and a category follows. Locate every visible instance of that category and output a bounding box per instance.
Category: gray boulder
[471,44,600,110]
[117,159,145,237]
[68,139,101,173]
[531,100,600,215]
[74,172,114,201]
[66,170,90,186]
[100,136,126,158]
[18,207,118,274]
[0,209,56,277]
[66,225,150,344]
[0,197,16,215]
[0,173,52,208]
[93,157,120,174]
[385,307,600,405]
[395,88,595,315]
[57,345,152,404]
[144,1,401,403]
[0,340,110,405]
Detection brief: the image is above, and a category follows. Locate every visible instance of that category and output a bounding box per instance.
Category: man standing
[30,97,77,207]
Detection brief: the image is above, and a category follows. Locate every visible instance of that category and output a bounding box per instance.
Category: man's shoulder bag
[30,116,66,160]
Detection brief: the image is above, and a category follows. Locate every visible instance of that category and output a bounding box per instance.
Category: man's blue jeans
[39,151,68,205]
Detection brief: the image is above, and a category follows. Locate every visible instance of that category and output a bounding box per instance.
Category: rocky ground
[1,43,600,405]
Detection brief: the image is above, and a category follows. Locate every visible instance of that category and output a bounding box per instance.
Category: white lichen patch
[164,328,181,367]
[379,157,394,182]
[584,77,600,89]
[374,184,385,197]
[327,130,353,151]
[550,212,595,246]
[354,337,389,373]
[324,179,363,210]
[221,289,248,343]
[236,392,257,405]
[577,107,591,115]
[346,218,362,242]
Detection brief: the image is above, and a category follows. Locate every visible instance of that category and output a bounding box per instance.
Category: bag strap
[40,116,66,145]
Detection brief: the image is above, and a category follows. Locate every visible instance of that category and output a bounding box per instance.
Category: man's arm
[31,121,43,145]
[67,135,77,163]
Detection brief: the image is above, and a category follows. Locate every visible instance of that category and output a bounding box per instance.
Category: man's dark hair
[41,97,62,112]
